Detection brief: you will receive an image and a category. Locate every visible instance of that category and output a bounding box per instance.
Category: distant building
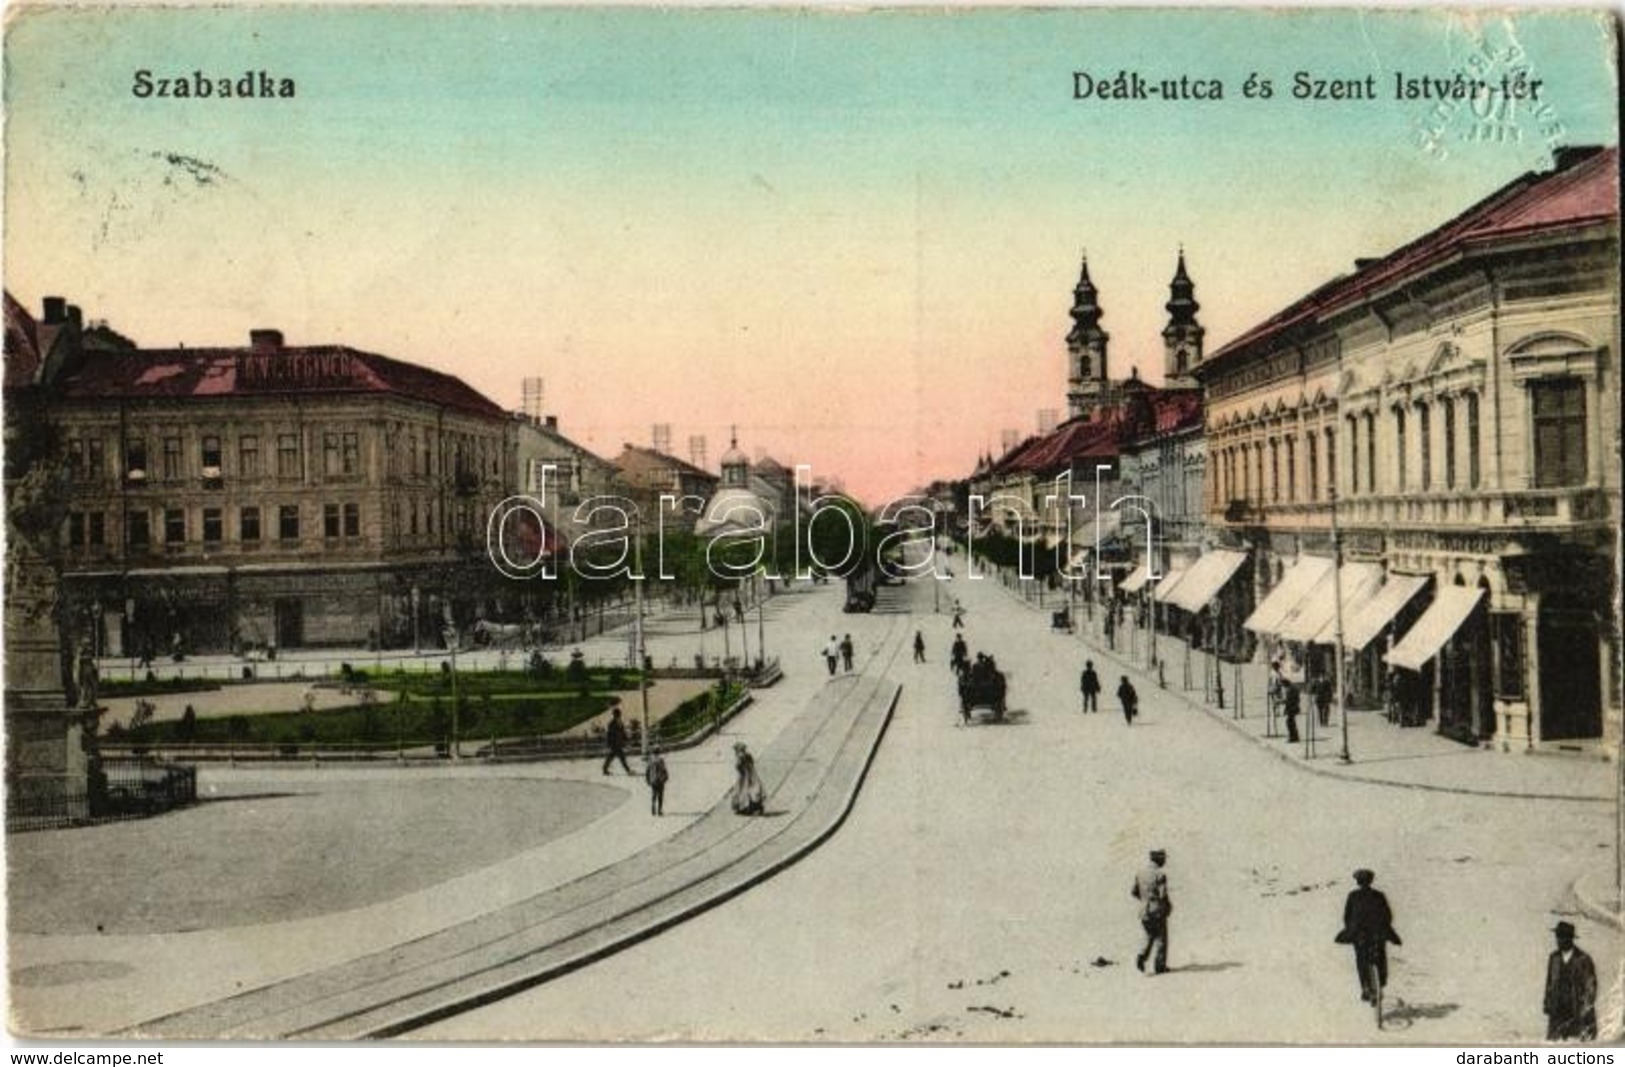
[1199,146,1620,752]
[612,442,720,528]
[39,309,514,654]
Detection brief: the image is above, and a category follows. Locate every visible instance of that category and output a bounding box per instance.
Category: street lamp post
[1331,485,1351,763]
[634,516,651,760]
[449,618,460,761]
[756,571,766,669]
[738,584,751,672]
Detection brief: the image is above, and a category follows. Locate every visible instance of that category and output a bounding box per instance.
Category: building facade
[45,316,515,654]
[1199,146,1620,753]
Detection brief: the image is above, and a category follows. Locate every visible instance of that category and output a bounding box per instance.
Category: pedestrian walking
[1312,673,1333,728]
[913,630,926,663]
[601,706,633,775]
[840,633,855,673]
[1132,848,1172,974]
[822,635,840,677]
[1080,660,1101,713]
[950,634,969,675]
[644,747,669,816]
[952,600,965,629]
[730,741,766,815]
[1335,868,1401,1004]
[1268,659,1287,719]
[1543,921,1598,1041]
[1283,682,1302,743]
[1117,675,1139,725]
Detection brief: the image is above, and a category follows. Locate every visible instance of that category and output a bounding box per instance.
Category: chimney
[42,297,67,324]
[1354,258,1381,271]
[1552,145,1601,171]
[544,415,558,431]
[66,305,83,334]
[250,329,284,355]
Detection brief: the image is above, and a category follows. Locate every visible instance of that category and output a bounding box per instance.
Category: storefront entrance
[1538,594,1601,741]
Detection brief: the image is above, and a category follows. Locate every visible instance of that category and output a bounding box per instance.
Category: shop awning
[1118,562,1154,593]
[1244,556,1335,635]
[1276,562,1385,644]
[1341,573,1430,652]
[1150,565,1190,603]
[1165,549,1249,613]
[1384,586,1485,672]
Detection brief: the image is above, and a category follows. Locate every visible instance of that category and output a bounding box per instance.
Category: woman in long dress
[731,742,765,815]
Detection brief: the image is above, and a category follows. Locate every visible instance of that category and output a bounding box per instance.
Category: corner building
[47,318,514,654]
[1199,146,1619,753]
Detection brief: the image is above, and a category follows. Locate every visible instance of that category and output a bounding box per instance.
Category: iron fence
[5,758,198,833]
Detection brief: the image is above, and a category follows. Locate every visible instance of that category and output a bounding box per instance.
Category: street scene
[3,4,1621,1050]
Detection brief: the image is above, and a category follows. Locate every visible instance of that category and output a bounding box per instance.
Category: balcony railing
[1214,487,1610,530]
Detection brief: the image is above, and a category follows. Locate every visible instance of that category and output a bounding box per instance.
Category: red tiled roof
[1149,390,1202,436]
[995,413,1124,476]
[3,291,43,390]
[1208,146,1619,368]
[57,343,506,418]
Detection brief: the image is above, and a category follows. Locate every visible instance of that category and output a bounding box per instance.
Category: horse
[473,619,532,649]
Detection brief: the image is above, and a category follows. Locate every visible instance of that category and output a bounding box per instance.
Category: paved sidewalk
[967,569,1623,933]
[976,570,1614,803]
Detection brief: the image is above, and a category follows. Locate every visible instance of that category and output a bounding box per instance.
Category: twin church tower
[1065,250,1204,421]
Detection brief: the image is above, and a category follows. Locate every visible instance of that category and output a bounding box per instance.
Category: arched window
[1441,397,1457,490]
[1324,426,1336,501]
[1306,432,1319,502]
[1395,407,1408,491]
[1347,415,1359,494]
[1416,401,1432,491]
[1466,393,1481,489]
[1363,412,1376,493]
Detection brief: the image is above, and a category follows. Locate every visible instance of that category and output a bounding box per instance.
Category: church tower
[1065,254,1110,420]
[1162,249,1204,391]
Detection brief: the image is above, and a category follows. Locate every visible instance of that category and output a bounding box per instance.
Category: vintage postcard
[2,1,1621,1051]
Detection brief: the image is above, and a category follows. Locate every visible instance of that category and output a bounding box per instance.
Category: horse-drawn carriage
[958,662,1008,723]
[1050,606,1073,633]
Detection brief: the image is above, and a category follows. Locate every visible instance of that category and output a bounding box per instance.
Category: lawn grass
[124,692,616,749]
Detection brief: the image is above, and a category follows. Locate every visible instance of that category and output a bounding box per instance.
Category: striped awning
[1244,556,1335,635]
[1277,562,1385,644]
[1342,573,1430,651]
[1165,549,1249,613]
[1118,563,1154,594]
[1385,586,1484,672]
[1151,565,1191,603]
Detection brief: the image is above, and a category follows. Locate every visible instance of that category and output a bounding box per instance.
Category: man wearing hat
[1338,868,1401,1003]
[1543,921,1597,1041]
[1131,848,1172,974]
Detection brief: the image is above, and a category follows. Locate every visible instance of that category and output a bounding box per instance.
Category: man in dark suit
[1080,660,1101,713]
[1283,682,1302,743]
[1544,921,1598,1041]
[1339,868,1401,1002]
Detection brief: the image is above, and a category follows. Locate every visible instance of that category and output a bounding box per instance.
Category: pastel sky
[3,6,1618,503]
